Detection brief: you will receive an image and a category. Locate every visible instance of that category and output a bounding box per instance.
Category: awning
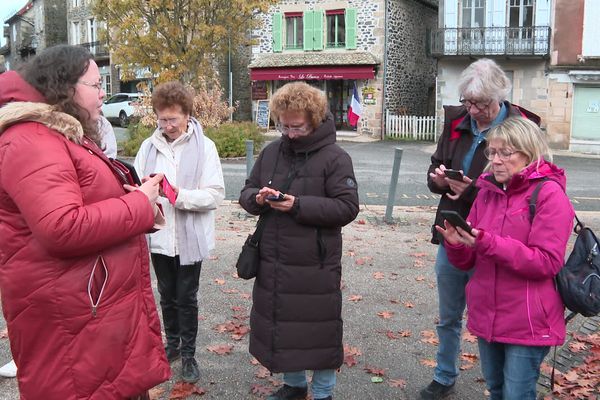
[250,65,375,81]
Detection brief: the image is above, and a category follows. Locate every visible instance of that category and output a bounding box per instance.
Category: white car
[101,93,141,127]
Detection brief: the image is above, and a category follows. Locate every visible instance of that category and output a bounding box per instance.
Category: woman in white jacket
[134,81,225,384]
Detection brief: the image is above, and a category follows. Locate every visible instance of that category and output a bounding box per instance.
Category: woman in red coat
[0,45,170,399]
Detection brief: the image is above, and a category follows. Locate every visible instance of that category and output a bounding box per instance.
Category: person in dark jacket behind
[421,58,541,400]
[438,117,574,399]
[239,82,359,400]
[0,45,170,399]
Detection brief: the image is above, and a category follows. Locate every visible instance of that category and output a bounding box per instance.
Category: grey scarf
[144,117,207,265]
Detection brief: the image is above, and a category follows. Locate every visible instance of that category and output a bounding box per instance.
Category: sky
[1,0,29,46]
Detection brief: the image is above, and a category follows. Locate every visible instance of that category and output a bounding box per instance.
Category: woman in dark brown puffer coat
[239,82,359,400]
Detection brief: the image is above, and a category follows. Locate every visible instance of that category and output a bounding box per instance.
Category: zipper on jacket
[88,256,109,318]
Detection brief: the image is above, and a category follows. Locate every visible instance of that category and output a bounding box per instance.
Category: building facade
[66,0,120,96]
[1,0,67,71]
[249,0,438,138]
[431,0,600,153]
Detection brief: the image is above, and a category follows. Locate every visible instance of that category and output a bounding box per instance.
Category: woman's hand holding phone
[435,211,479,247]
[125,173,164,204]
[256,187,295,212]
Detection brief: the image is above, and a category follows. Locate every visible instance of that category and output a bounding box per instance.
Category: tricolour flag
[348,83,362,127]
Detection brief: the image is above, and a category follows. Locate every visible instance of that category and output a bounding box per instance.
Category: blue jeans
[284,369,336,399]
[478,339,549,400]
[433,245,471,386]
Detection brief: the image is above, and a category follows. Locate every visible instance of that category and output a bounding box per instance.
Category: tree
[93,0,276,86]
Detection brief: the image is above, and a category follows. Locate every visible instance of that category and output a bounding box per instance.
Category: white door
[571,85,600,153]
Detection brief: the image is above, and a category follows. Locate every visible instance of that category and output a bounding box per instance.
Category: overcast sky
[1,0,29,46]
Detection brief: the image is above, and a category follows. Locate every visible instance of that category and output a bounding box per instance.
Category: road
[114,127,600,211]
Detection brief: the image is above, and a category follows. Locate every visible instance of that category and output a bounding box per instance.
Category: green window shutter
[303,11,314,51]
[273,12,283,52]
[313,9,324,50]
[345,8,357,50]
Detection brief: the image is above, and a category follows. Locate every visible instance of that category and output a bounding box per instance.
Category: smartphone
[266,193,286,202]
[444,169,464,181]
[161,176,178,205]
[150,174,178,205]
[440,210,473,235]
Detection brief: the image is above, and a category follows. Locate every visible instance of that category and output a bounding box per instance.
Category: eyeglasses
[157,117,183,127]
[484,147,518,161]
[459,98,493,111]
[79,80,103,92]
[275,123,311,135]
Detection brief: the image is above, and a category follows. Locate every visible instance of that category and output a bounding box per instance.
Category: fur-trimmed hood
[0,71,83,143]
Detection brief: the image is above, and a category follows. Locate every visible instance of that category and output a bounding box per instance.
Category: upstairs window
[285,12,303,50]
[461,0,484,28]
[326,10,345,48]
[509,0,533,38]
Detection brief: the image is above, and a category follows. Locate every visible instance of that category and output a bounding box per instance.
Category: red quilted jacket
[0,71,170,399]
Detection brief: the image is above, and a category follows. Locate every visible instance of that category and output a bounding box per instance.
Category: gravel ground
[1,204,599,399]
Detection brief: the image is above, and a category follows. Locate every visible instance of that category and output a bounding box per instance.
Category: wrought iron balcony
[80,41,109,58]
[430,26,551,57]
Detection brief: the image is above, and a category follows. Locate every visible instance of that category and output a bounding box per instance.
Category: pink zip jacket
[445,159,574,346]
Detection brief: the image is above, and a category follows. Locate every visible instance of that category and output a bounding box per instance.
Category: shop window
[285,13,303,50]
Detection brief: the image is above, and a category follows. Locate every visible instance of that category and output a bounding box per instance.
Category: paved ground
[1,203,599,399]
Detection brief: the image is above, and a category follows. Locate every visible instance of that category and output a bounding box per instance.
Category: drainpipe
[380,0,389,140]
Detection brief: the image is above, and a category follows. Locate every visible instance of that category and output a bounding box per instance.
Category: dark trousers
[151,253,202,358]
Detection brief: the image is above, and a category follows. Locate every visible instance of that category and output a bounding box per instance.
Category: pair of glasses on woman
[459,98,493,111]
[484,148,519,161]
[157,117,184,127]
[79,80,103,92]
[275,123,310,135]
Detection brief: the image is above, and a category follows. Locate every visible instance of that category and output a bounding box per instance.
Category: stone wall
[385,0,438,116]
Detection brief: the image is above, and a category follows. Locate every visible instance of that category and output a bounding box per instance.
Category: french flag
[348,83,362,127]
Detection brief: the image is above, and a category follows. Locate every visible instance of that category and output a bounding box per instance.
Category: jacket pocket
[87,255,109,317]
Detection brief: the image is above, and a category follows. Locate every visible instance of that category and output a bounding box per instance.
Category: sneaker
[420,380,455,399]
[0,360,17,378]
[181,357,200,383]
[267,384,308,400]
[164,346,180,363]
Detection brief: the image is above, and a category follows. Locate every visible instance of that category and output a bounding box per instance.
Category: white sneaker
[0,360,17,378]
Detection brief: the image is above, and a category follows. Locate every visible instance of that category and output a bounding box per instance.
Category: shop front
[250,64,376,130]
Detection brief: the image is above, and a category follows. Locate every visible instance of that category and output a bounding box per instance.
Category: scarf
[144,117,207,265]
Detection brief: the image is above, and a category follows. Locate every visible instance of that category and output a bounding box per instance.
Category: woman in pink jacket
[436,117,574,400]
[0,45,170,399]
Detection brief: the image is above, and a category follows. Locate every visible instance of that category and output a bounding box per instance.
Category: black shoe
[164,346,180,363]
[315,397,332,400]
[267,384,308,400]
[181,357,200,383]
[420,380,455,399]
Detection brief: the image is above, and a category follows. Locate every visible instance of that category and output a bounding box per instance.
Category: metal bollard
[245,140,254,178]
[384,148,403,224]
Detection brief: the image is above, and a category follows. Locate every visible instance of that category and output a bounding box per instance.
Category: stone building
[248,0,438,138]
[430,0,600,153]
[0,0,67,71]
[67,0,119,96]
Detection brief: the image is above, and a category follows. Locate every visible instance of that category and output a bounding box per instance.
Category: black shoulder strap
[529,177,583,232]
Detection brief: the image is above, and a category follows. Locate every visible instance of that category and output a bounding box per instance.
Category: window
[461,0,484,28]
[88,18,95,43]
[326,10,345,48]
[12,25,16,42]
[509,0,533,39]
[103,74,111,97]
[285,13,303,49]
[71,22,80,44]
[72,0,79,7]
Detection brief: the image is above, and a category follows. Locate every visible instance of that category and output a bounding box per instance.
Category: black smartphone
[444,169,464,181]
[266,193,286,202]
[440,210,473,235]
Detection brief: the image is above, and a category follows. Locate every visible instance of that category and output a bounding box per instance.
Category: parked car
[101,93,141,127]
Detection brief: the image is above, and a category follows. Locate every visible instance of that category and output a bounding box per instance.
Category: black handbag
[235,214,269,280]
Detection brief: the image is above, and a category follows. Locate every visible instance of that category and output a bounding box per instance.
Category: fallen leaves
[364,365,386,376]
[206,344,233,355]
[420,358,437,368]
[0,329,7,339]
[373,272,385,280]
[148,386,165,400]
[168,381,206,399]
[348,295,363,302]
[420,330,439,346]
[213,321,250,341]
[377,311,394,319]
[462,331,477,343]
[388,378,407,389]
[343,344,362,367]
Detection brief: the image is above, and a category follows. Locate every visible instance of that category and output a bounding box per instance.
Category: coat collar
[0,101,84,144]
